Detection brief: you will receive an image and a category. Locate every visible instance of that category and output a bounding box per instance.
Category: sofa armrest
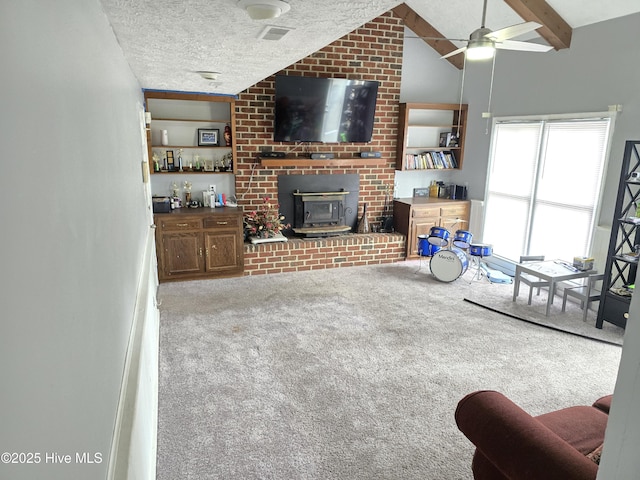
[592,394,613,414]
[455,390,598,480]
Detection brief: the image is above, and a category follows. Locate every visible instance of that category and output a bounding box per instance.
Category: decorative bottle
[357,203,370,234]
[224,124,232,147]
[161,130,169,146]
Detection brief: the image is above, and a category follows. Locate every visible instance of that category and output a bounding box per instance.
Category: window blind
[483,117,610,262]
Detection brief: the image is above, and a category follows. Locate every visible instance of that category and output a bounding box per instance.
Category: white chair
[562,273,605,322]
[519,255,552,305]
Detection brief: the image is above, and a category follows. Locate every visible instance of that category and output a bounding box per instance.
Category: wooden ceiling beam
[392,3,465,70]
[503,0,572,50]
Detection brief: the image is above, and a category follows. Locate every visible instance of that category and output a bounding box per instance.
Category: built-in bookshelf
[396,103,467,171]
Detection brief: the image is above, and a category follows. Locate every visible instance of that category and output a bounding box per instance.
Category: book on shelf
[404,151,458,170]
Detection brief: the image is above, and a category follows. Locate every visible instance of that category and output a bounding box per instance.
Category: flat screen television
[274,75,379,143]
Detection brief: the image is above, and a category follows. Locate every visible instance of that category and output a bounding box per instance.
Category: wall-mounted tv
[274,75,379,143]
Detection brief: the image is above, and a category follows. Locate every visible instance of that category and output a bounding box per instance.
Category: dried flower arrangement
[244,196,290,238]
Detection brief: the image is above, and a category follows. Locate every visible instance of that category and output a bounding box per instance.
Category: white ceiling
[99,0,640,96]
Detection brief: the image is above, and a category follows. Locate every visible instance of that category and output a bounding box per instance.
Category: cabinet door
[440,203,470,234]
[161,232,203,277]
[410,218,439,257]
[204,231,241,273]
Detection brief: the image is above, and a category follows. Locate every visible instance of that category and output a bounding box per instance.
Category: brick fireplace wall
[235,11,406,274]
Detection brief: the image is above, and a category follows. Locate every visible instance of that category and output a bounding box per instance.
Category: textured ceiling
[99,0,640,95]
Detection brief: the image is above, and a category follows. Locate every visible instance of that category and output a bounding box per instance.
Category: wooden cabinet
[144,90,237,175]
[393,198,470,259]
[396,103,467,171]
[155,208,244,281]
[597,140,640,329]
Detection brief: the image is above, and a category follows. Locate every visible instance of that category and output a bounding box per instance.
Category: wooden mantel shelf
[259,157,386,168]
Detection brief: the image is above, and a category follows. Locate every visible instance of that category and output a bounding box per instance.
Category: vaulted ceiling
[99,0,640,95]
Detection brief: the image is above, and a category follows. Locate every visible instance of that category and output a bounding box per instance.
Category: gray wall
[0,1,154,479]
[400,13,640,477]
[396,27,463,197]
[400,14,640,219]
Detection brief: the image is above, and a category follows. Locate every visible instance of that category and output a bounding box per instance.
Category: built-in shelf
[152,170,234,174]
[396,102,467,171]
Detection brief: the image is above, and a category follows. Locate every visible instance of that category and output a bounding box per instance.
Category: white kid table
[512,259,597,316]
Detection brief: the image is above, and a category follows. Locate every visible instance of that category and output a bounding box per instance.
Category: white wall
[0,1,156,479]
[401,13,640,478]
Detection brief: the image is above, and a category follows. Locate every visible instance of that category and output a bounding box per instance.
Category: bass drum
[430,247,469,282]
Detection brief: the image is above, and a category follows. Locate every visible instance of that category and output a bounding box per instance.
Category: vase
[357,203,370,233]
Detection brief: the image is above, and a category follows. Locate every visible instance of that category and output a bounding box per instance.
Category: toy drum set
[417,226,493,282]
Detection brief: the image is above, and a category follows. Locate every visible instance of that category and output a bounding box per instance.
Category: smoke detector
[196,71,220,80]
[238,0,290,20]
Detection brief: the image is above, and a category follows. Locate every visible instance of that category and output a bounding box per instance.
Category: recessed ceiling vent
[257,25,294,41]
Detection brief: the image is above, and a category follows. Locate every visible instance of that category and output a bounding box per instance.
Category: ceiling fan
[438,0,553,60]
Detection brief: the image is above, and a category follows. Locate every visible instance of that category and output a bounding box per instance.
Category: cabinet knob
[199,248,203,257]
[624,312,629,319]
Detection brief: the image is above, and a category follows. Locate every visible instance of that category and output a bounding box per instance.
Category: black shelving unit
[597,140,640,329]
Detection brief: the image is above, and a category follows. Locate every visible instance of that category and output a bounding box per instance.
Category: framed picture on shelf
[439,132,452,147]
[203,159,214,171]
[198,128,220,146]
[166,150,175,171]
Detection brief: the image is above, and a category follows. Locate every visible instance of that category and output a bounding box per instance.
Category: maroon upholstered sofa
[455,390,613,480]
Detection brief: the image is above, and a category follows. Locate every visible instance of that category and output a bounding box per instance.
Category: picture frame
[166,150,175,171]
[203,159,214,172]
[198,128,220,146]
[439,132,452,147]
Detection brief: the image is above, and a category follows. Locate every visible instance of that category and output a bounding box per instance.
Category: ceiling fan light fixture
[466,38,495,61]
[238,0,290,20]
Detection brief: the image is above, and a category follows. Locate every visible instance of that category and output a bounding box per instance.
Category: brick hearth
[243,233,406,276]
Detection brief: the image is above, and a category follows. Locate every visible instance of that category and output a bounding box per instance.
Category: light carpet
[157,260,623,480]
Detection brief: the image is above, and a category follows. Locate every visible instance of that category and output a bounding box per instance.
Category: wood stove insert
[292,190,352,237]
[278,174,359,238]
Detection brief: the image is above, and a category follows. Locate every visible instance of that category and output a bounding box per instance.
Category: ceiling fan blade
[496,40,553,52]
[441,46,467,59]
[486,21,542,42]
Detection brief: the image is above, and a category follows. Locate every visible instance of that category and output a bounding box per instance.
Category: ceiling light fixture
[465,30,495,61]
[238,0,290,20]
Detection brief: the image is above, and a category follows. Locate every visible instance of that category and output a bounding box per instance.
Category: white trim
[107,225,159,480]
[483,111,616,261]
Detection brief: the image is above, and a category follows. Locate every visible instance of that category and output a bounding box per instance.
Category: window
[483,116,612,262]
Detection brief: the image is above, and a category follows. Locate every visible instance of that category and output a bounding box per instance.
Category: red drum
[430,247,469,282]
[417,235,441,256]
[427,226,450,246]
[452,230,473,249]
[469,243,493,257]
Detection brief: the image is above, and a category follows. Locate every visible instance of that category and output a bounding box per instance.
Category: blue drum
[452,230,473,249]
[430,247,470,282]
[417,235,441,256]
[427,226,450,246]
[469,243,493,257]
